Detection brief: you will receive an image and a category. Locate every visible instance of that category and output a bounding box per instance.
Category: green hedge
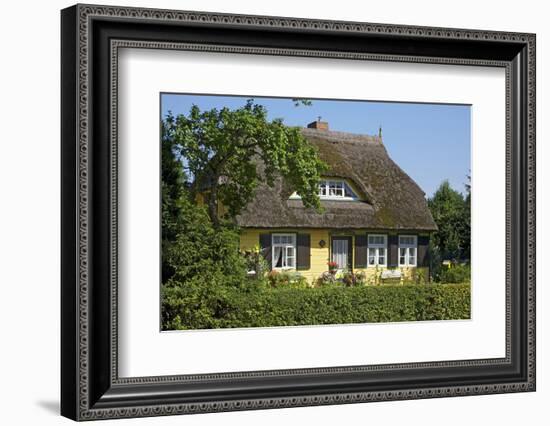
[164,283,470,330]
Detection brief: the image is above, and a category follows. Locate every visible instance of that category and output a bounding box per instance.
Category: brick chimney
[307,118,329,131]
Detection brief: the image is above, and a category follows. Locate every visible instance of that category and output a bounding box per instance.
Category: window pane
[274,247,283,268]
[336,182,343,196]
[409,248,416,265]
[344,182,355,198]
[368,248,375,264]
[284,244,295,267]
[274,235,293,245]
[399,236,416,246]
[379,248,386,265]
[368,235,386,247]
[319,182,327,196]
[328,181,342,196]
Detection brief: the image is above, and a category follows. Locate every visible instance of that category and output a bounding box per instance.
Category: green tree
[462,175,471,260]
[161,118,189,282]
[161,195,252,329]
[162,100,327,226]
[428,180,469,262]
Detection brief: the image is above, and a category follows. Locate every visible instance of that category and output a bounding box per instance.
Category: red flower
[327,261,338,269]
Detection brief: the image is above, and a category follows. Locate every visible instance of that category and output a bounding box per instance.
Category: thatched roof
[235,127,437,231]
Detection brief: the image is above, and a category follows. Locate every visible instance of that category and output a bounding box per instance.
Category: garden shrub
[161,198,263,329]
[341,270,366,287]
[439,264,471,284]
[166,283,470,330]
[242,245,270,279]
[162,271,233,330]
[316,271,338,287]
[267,270,308,288]
[415,268,427,284]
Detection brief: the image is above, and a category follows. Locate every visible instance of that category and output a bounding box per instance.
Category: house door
[331,236,352,270]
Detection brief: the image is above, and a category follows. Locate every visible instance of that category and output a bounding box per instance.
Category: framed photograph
[61,4,536,421]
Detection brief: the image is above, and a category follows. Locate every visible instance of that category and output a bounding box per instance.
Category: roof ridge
[300,127,382,145]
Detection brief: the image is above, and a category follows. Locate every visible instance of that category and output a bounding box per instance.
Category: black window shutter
[388,234,398,267]
[417,235,430,267]
[296,233,311,270]
[354,235,368,268]
[259,233,272,270]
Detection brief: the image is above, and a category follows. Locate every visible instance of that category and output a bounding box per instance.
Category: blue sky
[161,94,471,197]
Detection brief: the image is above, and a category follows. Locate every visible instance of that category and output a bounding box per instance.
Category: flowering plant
[327,261,338,273]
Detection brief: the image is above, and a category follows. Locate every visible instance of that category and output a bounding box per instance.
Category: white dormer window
[291,179,358,201]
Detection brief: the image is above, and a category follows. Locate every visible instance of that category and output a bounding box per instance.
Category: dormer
[290,178,361,202]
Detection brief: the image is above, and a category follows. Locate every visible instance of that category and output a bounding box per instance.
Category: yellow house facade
[239,228,431,285]
[235,120,437,285]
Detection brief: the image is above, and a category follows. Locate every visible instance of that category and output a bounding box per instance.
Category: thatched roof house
[237,120,437,283]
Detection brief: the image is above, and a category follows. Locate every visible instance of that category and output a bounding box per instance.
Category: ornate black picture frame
[61,4,536,421]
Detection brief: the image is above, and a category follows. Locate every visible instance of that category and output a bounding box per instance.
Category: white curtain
[273,246,283,268]
[332,239,348,269]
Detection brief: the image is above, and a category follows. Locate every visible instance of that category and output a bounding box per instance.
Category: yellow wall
[240,228,430,286]
[240,228,330,283]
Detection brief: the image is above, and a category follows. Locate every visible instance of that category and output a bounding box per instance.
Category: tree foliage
[428,180,470,264]
[162,100,327,226]
[161,119,188,282]
[160,194,260,329]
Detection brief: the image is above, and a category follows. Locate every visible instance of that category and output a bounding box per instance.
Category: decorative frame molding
[61,4,535,421]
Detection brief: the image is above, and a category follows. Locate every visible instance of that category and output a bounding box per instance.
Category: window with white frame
[272,234,296,270]
[318,180,357,199]
[368,234,387,266]
[399,235,417,266]
[291,179,358,201]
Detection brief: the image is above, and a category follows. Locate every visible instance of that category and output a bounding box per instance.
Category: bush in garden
[415,268,427,285]
[161,198,258,329]
[439,263,471,284]
[341,269,366,287]
[267,270,308,288]
[172,283,471,329]
[162,271,233,330]
[316,271,338,287]
[162,196,248,288]
[242,245,270,279]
